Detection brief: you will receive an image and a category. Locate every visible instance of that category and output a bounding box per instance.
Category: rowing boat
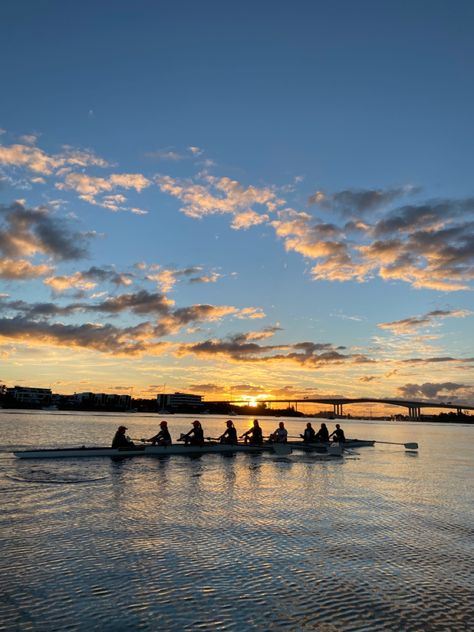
[11,435,416,459]
[13,440,348,459]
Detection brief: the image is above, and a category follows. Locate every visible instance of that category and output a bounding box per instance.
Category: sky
[0,0,473,408]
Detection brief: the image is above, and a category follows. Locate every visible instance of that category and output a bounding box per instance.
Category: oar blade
[404,442,418,450]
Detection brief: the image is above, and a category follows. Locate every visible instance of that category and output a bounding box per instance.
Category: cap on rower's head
[192,419,201,426]
[160,420,167,426]
[118,425,127,431]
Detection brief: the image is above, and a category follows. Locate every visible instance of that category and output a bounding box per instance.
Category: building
[157,392,203,412]
[7,386,53,406]
[73,392,132,410]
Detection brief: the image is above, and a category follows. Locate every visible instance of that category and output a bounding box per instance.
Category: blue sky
[0,0,473,406]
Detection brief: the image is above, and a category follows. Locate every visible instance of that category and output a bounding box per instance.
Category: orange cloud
[0,258,53,279]
[157,173,283,227]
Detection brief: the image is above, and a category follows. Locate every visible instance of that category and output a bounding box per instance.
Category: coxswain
[240,419,263,445]
[183,420,205,446]
[315,422,329,443]
[329,423,345,444]
[112,425,135,448]
[219,419,238,445]
[270,421,288,443]
[301,422,315,443]
[147,420,172,446]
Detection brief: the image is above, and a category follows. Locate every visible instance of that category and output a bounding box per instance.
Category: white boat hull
[12,439,354,459]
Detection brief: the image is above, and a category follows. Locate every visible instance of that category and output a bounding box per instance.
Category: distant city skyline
[1,1,473,405]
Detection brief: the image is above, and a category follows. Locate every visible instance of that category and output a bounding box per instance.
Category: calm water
[0,411,472,631]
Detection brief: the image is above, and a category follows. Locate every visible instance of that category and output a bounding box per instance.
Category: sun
[247,397,258,407]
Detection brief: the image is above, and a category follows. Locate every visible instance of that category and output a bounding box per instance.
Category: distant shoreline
[0,407,472,424]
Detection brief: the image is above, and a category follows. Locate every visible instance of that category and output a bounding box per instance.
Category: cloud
[231,209,269,230]
[0,201,92,261]
[271,208,371,282]
[309,186,416,216]
[0,290,173,320]
[80,266,135,287]
[44,266,135,292]
[360,200,474,290]
[146,266,205,292]
[144,264,223,292]
[0,315,169,356]
[0,141,108,175]
[154,304,261,337]
[56,172,151,212]
[44,272,98,292]
[0,137,149,213]
[244,325,283,340]
[378,309,472,334]
[397,382,468,400]
[235,307,265,319]
[157,173,283,228]
[271,197,474,291]
[176,332,372,367]
[372,199,474,236]
[402,356,474,365]
[0,258,53,279]
[187,383,227,394]
[0,290,266,350]
[189,271,222,285]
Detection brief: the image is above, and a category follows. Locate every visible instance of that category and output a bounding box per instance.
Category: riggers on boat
[13,441,346,459]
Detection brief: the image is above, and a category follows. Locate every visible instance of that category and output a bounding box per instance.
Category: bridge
[206,397,474,420]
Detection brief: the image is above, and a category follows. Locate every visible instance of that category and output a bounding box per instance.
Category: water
[0,411,472,631]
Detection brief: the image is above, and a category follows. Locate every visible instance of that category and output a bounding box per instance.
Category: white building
[157,392,203,411]
[73,392,132,408]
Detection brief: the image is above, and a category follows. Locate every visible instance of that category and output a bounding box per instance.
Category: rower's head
[226,419,233,427]
[118,425,127,433]
[160,420,168,427]
[253,419,260,427]
[335,423,340,429]
[192,420,201,427]
[279,421,285,429]
[321,423,327,429]
[306,422,312,428]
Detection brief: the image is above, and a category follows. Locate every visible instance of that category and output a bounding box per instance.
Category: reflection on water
[0,411,473,631]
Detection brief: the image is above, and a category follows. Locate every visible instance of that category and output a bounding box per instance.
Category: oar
[374,440,418,450]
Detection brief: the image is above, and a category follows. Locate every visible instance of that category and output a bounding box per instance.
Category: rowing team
[112,419,346,449]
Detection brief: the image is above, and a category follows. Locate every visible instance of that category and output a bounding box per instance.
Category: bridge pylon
[408,406,421,420]
[333,403,344,417]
